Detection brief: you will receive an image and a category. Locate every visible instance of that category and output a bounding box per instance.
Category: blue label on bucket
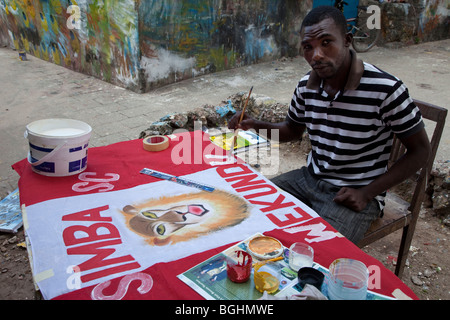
[69,160,81,173]
[69,156,87,173]
[69,146,83,153]
[81,155,87,168]
[29,143,54,153]
[30,156,56,173]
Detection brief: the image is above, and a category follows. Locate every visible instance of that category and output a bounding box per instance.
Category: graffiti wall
[0,0,309,92]
[377,0,449,44]
[138,0,310,91]
[1,0,446,92]
[0,0,141,91]
[417,0,449,42]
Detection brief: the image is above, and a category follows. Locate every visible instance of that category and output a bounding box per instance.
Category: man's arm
[228,111,305,142]
[333,128,431,212]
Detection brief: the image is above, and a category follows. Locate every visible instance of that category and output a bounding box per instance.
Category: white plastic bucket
[327,258,368,300]
[25,119,92,177]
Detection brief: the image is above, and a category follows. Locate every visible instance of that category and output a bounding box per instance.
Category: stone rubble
[428,160,450,215]
[139,92,289,138]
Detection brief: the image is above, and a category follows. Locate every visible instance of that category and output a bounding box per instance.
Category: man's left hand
[333,187,370,212]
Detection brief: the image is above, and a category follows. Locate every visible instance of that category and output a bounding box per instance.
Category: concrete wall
[0,0,141,91]
[379,0,449,44]
[0,0,310,92]
[416,0,449,42]
[0,0,447,93]
[137,0,311,91]
[315,0,449,45]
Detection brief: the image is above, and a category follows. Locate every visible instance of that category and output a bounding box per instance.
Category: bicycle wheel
[351,8,381,52]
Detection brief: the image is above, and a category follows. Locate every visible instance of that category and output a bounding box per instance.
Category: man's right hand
[228,111,256,131]
[228,112,305,142]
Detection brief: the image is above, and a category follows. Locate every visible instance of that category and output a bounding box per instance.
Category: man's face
[300,18,351,79]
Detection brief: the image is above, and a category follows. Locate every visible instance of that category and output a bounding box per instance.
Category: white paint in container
[25,119,92,177]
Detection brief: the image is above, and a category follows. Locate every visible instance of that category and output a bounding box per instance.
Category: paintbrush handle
[231,86,253,154]
[238,86,253,124]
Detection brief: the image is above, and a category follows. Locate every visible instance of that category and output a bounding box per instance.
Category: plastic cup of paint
[288,242,314,272]
[226,250,252,283]
[254,261,281,294]
[297,267,325,291]
[327,258,369,300]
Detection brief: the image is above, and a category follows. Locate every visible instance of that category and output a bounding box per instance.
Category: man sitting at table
[228,6,431,244]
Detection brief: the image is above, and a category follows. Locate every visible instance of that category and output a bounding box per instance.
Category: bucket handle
[26,130,68,166]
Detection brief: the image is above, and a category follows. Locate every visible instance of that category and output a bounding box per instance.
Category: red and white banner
[13,131,417,300]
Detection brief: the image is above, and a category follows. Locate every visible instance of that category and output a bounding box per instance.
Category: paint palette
[247,236,283,260]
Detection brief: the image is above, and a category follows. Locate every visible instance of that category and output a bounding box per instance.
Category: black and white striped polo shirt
[287,53,424,190]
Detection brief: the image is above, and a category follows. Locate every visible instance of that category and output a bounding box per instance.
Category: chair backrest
[391,99,447,213]
[414,99,448,175]
[390,100,447,166]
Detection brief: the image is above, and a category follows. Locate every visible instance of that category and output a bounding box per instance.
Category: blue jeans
[271,167,381,244]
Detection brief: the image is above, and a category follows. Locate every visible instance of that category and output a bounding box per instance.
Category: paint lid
[248,236,283,260]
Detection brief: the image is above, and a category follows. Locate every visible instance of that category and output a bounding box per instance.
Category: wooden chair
[357,99,447,279]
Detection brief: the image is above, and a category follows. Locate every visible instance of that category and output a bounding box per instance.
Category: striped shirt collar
[306,50,364,92]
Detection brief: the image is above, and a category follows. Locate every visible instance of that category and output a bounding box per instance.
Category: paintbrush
[230,86,253,153]
[239,86,253,123]
[252,256,284,267]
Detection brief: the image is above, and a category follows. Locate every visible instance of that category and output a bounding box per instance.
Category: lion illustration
[121,190,250,246]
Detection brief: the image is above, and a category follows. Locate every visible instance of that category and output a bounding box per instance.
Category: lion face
[123,204,210,237]
[121,190,250,246]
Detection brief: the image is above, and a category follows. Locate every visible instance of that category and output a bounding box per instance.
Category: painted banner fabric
[13,131,319,299]
[21,167,318,299]
[13,131,418,300]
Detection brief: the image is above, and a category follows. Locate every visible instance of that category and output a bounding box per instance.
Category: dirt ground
[1,140,448,300]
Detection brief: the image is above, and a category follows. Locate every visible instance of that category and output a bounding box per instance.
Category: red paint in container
[226,250,252,283]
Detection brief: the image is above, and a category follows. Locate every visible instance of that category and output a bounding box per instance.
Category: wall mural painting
[0,0,140,91]
[418,0,449,41]
[137,0,295,91]
[0,1,448,92]
[0,0,310,92]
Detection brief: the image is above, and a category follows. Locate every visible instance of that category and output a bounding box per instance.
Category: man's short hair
[301,6,348,36]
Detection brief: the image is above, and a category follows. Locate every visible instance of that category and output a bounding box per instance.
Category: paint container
[297,267,324,291]
[18,50,27,61]
[327,258,368,300]
[254,261,281,294]
[25,119,92,177]
[226,251,252,283]
[288,242,314,272]
[247,236,283,260]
